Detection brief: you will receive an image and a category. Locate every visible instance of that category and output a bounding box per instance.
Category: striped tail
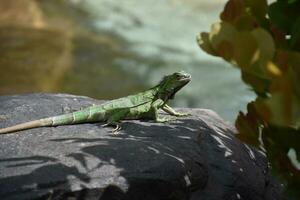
[51,107,104,126]
[0,119,52,134]
[0,106,105,134]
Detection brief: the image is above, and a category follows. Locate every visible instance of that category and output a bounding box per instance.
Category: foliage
[197,0,300,198]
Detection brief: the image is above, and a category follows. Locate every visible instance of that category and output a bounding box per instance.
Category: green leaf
[208,22,237,61]
[268,1,300,34]
[262,126,300,197]
[251,28,276,77]
[220,0,245,23]
[288,52,300,97]
[291,16,300,49]
[234,14,258,31]
[198,0,300,197]
[261,93,290,126]
[241,71,270,95]
[259,90,300,128]
[268,1,292,33]
[209,22,237,48]
[288,0,298,4]
[235,102,262,147]
[233,31,258,69]
[196,32,217,56]
[251,28,275,62]
[244,0,268,20]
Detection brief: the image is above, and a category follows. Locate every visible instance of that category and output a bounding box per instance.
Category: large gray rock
[0,93,284,200]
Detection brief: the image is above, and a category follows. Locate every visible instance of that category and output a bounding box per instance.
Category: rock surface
[0,93,284,200]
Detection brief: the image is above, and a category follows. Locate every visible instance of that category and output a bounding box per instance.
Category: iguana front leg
[151,99,176,123]
[162,104,190,117]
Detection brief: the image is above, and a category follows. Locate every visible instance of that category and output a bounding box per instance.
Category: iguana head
[156,71,191,100]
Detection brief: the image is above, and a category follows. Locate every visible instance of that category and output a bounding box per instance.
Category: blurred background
[0,0,254,122]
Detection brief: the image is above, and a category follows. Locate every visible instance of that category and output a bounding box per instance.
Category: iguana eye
[175,73,181,79]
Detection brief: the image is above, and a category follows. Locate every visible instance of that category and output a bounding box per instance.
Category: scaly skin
[0,71,191,134]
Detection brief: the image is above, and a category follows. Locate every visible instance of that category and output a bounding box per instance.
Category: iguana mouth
[179,74,191,82]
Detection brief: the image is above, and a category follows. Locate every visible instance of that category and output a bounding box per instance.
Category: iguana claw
[102,122,121,134]
[112,124,121,133]
[156,116,176,123]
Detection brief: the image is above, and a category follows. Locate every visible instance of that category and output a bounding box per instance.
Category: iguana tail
[0,118,52,134]
[0,107,104,134]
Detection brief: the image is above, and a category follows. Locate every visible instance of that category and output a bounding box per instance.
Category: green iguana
[0,71,191,134]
